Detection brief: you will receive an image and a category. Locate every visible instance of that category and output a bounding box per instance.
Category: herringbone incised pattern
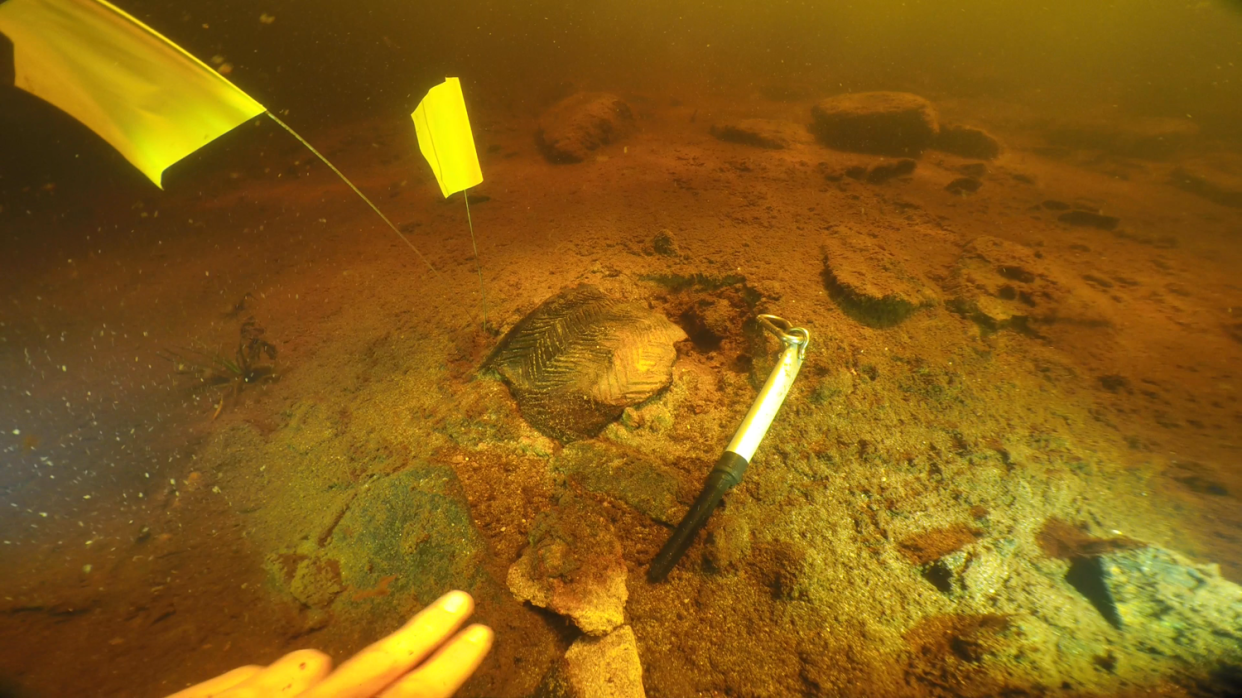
[487,285,686,441]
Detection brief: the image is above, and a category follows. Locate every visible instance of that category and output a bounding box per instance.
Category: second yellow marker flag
[412,78,484,198]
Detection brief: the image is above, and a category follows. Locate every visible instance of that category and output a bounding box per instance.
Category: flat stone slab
[811,92,939,157]
[949,236,1048,332]
[709,118,807,150]
[264,465,492,625]
[821,227,940,327]
[1057,210,1120,230]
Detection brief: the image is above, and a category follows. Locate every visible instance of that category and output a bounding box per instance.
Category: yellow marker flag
[0,0,266,188]
[411,78,483,198]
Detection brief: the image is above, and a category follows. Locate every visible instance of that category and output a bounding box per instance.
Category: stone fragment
[1104,546,1242,659]
[507,494,628,635]
[537,93,635,163]
[821,227,940,328]
[960,548,1011,601]
[536,626,647,698]
[934,124,1002,159]
[709,118,805,149]
[552,441,682,525]
[652,229,679,257]
[948,236,1045,332]
[810,92,939,157]
[1034,519,1147,629]
[1162,461,1229,497]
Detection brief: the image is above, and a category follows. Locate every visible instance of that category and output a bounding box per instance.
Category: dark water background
[3,0,1241,193]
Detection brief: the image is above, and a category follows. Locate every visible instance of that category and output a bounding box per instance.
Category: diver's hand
[168,590,493,698]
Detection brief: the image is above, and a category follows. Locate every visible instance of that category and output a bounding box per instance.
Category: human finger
[221,649,332,697]
[166,665,262,698]
[300,590,475,698]
[379,624,493,698]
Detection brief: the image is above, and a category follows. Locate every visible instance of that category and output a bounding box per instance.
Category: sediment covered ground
[2,89,1240,697]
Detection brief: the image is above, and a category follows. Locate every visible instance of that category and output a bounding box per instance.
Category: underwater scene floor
[1,91,1241,697]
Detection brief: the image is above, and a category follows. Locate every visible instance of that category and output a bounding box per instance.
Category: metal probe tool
[648,314,810,582]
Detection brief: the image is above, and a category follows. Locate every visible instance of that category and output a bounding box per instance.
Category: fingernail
[465,624,493,645]
[441,590,468,614]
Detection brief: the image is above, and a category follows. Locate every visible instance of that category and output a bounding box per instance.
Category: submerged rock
[810,92,939,157]
[956,162,989,178]
[898,525,985,566]
[945,177,982,195]
[1044,116,1199,160]
[709,118,806,150]
[948,236,1105,334]
[933,124,1002,160]
[705,512,752,573]
[1104,546,1242,659]
[651,229,679,257]
[844,158,917,184]
[553,441,682,525]
[536,626,647,698]
[1171,166,1242,208]
[507,494,628,636]
[949,236,1045,332]
[486,285,686,441]
[1057,210,1120,230]
[821,227,940,328]
[537,93,635,163]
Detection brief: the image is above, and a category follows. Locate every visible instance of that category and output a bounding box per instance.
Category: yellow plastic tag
[0,0,266,188]
[412,78,484,198]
